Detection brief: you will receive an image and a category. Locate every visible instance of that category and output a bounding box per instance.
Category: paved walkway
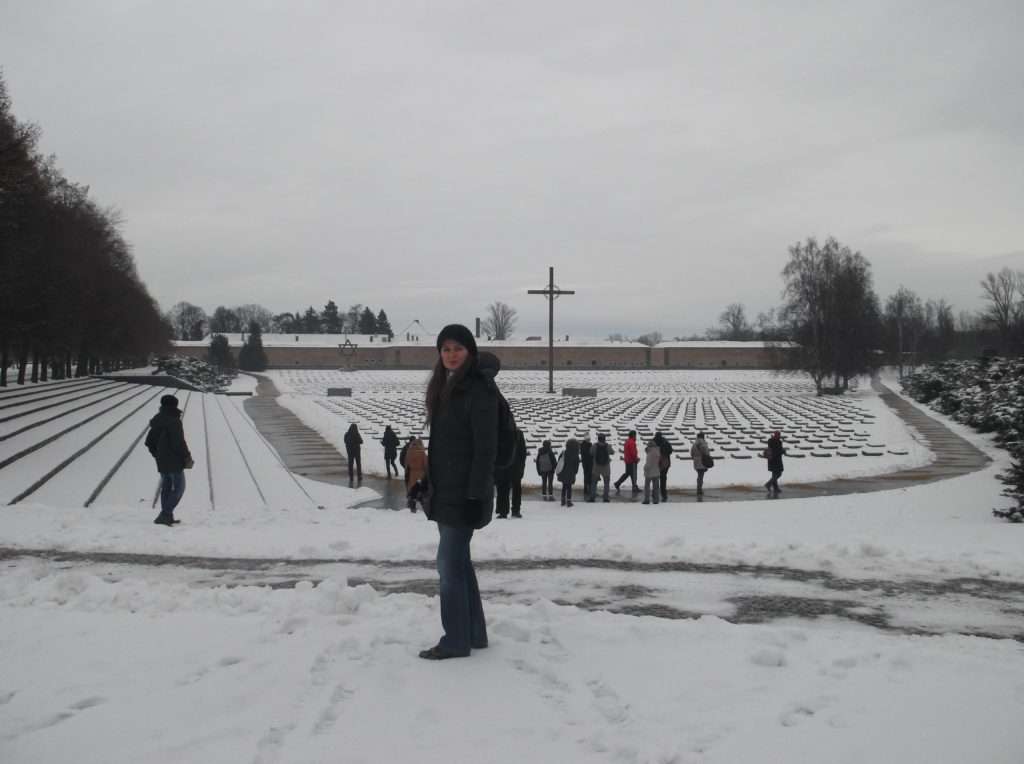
[245,376,991,509]
[243,376,407,507]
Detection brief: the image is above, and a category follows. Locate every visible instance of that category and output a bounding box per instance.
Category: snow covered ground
[2,372,1023,763]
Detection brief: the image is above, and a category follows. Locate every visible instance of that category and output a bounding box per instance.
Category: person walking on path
[690,431,711,496]
[642,438,662,504]
[403,436,427,511]
[496,427,527,518]
[614,430,641,494]
[145,394,194,527]
[344,423,363,485]
[419,324,499,661]
[592,434,614,502]
[535,439,557,500]
[380,425,400,478]
[580,436,595,502]
[763,431,786,495]
[557,437,581,507]
[654,431,673,502]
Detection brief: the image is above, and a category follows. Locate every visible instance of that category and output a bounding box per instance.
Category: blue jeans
[436,524,487,653]
[160,471,186,515]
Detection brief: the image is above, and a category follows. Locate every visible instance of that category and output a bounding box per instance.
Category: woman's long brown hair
[424,354,475,425]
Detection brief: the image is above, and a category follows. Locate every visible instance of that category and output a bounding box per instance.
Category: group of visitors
[143,322,790,666]
[345,422,787,507]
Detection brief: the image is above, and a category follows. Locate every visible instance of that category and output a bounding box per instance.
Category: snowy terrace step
[0,378,120,411]
[1,383,318,512]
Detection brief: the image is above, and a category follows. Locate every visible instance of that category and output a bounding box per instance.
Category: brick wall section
[172,343,784,369]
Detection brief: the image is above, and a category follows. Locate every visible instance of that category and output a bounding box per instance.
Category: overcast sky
[2,1,1022,338]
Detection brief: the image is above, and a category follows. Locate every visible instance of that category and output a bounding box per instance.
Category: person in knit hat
[419,323,498,660]
[144,394,194,526]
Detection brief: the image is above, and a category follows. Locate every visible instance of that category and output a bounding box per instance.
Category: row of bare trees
[0,74,169,386]
[681,235,1023,394]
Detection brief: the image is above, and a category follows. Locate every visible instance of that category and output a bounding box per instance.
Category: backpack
[492,390,518,478]
[537,451,554,473]
[594,443,610,466]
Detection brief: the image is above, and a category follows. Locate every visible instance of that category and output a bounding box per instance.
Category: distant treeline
[165,301,394,340]
[0,74,169,386]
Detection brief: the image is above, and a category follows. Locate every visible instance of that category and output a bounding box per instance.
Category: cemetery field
[271,369,934,485]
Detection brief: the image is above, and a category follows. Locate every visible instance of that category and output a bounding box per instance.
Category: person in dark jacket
[380,425,400,478]
[535,439,557,500]
[654,431,674,502]
[144,394,193,526]
[690,432,711,497]
[496,428,527,518]
[592,434,614,502]
[343,423,363,485]
[419,324,499,660]
[764,431,786,495]
[580,436,595,502]
[557,437,581,507]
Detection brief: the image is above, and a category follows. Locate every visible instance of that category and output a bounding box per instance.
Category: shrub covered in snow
[903,358,1024,518]
[154,356,236,393]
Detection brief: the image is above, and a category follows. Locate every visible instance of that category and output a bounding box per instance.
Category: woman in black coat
[558,437,581,507]
[419,324,499,660]
[380,425,400,478]
[764,431,786,495]
[343,423,363,485]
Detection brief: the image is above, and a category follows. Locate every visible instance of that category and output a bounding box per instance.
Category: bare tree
[781,237,881,394]
[481,301,518,340]
[980,268,1023,353]
[634,331,663,347]
[209,306,240,333]
[717,303,751,340]
[233,304,273,333]
[167,302,207,341]
[885,286,924,377]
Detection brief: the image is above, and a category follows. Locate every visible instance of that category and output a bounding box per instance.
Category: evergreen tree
[358,306,377,334]
[207,334,234,368]
[237,321,268,371]
[999,445,1024,520]
[302,306,320,333]
[376,309,393,338]
[322,300,343,333]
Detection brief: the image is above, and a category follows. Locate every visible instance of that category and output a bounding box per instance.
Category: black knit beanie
[435,324,478,356]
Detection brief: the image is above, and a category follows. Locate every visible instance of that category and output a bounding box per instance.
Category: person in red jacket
[613,430,641,494]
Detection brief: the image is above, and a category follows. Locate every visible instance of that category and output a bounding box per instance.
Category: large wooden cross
[528,266,575,394]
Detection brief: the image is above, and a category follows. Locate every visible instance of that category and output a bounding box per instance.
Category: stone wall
[171,343,783,370]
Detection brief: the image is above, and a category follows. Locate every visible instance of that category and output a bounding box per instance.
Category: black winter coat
[496,429,528,483]
[580,441,594,471]
[427,354,500,529]
[766,437,785,472]
[381,429,400,458]
[344,428,363,454]
[655,434,673,470]
[558,449,580,484]
[145,405,192,473]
